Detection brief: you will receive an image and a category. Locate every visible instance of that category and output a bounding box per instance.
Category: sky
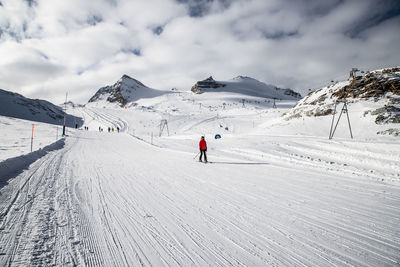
[0,0,399,104]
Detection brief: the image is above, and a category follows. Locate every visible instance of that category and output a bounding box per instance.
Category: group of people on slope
[98,126,120,133]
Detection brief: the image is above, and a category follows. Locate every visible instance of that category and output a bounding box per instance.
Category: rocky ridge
[283,67,400,136]
[191,76,226,94]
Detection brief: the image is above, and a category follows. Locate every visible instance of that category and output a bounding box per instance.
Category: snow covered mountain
[282,67,400,136]
[87,75,165,107]
[0,88,83,127]
[191,76,301,100]
[1,69,400,266]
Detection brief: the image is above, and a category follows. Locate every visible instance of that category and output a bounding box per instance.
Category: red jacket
[199,139,207,150]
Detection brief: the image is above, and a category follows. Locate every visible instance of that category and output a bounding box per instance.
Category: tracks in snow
[223,137,400,184]
[0,136,107,266]
[78,107,128,132]
[0,141,79,266]
[0,130,399,266]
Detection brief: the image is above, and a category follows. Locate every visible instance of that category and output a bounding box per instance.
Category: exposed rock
[88,75,163,107]
[333,68,400,101]
[191,76,226,94]
[190,75,301,100]
[283,88,302,99]
[377,128,400,136]
[282,67,400,136]
[315,108,333,117]
[372,105,400,124]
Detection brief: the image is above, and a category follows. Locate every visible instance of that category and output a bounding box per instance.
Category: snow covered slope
[0,122,399,266]
[87,75,165,107]
[0,88,83,127]
[0,115,66,161]
[267,67,400,138]
[83,69,398,141]
[1,69,399,266]
[191,76,301,100]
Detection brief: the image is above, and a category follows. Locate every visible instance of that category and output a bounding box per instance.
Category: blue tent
[215,134,221,139]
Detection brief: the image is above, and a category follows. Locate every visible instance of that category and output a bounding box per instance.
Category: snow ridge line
[0,138,65,190]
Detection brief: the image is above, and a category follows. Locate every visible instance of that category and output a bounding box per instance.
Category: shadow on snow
[0,139,65,189]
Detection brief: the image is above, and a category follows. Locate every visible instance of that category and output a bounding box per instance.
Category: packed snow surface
[0,89,399,266]
[0,115,64,161]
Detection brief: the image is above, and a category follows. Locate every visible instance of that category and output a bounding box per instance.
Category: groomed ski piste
[1,89,399,266]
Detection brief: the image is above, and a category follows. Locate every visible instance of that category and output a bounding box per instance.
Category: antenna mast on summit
[62,92,67,136]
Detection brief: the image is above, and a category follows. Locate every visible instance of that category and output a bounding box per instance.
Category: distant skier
[117,127,120,133]
[108,127,110,133]
[199,136,207,163]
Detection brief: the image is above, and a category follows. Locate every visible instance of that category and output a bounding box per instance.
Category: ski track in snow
[0,126,399,266]
[78,107,128,132]
[224,138,400,183]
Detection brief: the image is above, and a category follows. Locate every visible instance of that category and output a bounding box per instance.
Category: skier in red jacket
[199,136,207,163]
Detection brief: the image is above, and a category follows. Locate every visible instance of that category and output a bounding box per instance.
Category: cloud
[0,0,399,104]
[344,0,400,38]
[0,41,66,88]
[176,0,234,17]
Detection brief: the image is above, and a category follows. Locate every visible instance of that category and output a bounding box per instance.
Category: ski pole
[193,151,200,159]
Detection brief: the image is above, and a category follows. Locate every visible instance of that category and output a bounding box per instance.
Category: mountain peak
[118,74,146,87]
[88,75,164,107]
[190,75,301,99]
